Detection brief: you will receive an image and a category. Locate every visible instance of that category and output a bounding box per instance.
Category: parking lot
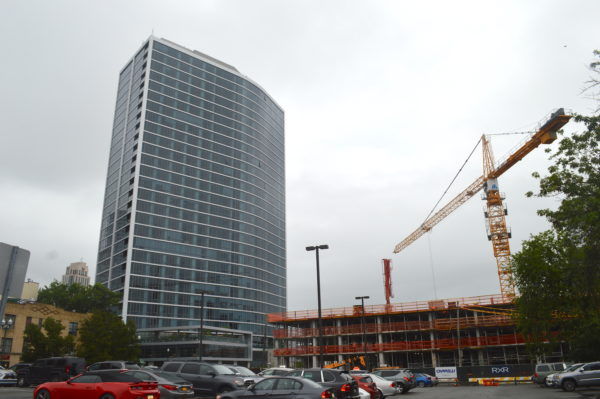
[3,384,600,399]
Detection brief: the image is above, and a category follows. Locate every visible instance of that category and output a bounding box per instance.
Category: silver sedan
[365,374,400,398]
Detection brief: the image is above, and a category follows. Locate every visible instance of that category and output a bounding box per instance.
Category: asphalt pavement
[3,384,600,399]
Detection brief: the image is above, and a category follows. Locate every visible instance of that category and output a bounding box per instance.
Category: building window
[68,322,78,336]
[1,338,12,354]
[4,314,16,326]
[26,317,32,325]
[38,318,44,328]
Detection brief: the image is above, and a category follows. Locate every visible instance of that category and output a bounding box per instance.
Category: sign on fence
[435,367,457,379]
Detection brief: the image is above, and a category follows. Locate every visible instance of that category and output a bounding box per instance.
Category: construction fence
[411,364,534,384]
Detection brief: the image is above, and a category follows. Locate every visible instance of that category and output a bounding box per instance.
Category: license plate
[147,395,155,399]
[181,387,189,391]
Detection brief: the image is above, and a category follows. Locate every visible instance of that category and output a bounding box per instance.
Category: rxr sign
[491,366,510,374]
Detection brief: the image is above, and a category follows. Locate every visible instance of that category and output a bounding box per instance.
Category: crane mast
[393,108,572,301]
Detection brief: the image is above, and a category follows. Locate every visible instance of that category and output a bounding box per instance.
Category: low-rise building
[0,300,90,367]
[138,324,254,366]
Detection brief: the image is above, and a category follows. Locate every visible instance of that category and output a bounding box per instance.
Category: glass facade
[97,37,285,344]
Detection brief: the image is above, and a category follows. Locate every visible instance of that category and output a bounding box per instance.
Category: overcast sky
[1,0,599,312]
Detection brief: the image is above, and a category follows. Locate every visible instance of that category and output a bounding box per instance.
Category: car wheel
[401,386,410,394]
[17,376,28,387]
[417,381,425,388]
[99,394,116,399]
[35,389,51,399]
[377,389,384,399]
[562,379,576,392]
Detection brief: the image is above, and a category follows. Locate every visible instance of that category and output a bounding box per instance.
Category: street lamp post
[199,291,205,361]
[306,244,329,368]
[355,296,370,369]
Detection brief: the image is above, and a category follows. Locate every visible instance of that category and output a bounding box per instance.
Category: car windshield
[153,372,189,385]
[214,365,236,375]
[564,364,583,372]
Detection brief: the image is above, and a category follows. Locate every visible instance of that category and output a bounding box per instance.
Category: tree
[512,112,600,361]
[21,318,75,362]
[76,311,139,364]
[584,49,600,110]
[37,282,121,313]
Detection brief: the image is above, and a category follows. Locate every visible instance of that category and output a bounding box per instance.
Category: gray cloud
[1,0,598,312]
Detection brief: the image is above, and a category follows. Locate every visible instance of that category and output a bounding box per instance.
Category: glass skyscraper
[96,37,285,343]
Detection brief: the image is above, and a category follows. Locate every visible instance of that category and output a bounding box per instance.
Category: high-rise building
[96,37,286,344]
[62,261,91,286]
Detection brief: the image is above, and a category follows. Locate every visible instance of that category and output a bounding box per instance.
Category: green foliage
[76,311,139,364]
[21,318,75,362]
[512,113,600,361]
[37,282,121,313]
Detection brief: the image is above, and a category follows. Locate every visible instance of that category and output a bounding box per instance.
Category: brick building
[0,300,90,367]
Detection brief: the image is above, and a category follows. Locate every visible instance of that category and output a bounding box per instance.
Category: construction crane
[382,259,393,307]
[393,108,572,301]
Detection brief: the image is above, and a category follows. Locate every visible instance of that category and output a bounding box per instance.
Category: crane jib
[393,108,572,255]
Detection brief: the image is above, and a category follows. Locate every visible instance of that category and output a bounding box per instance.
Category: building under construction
[268,294,567,369]
[267,109,572,370]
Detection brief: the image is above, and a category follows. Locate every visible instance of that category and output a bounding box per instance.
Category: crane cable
[423,137,483,222]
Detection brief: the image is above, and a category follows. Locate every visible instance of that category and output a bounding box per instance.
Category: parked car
[415,373,433,388]
[557,361,600,392]
[371,369,415,394]
[9,363,31,373]
[160,361,246,395]
[228,366,263,385]
[531,362,568,385]
[349,369,369,375]
[425,373,438,385]
[32,370,159,399]
[351,374,381,399]
[0,365,17,386]
[87,360,141,371]
[358,387,371,399]
[366,373,400,398]
[17,356,86,387]
[125,369,195,399]
[287,368,361,399]
[258,366,294,376]
[550,363,584,388]
[217,376,337,399]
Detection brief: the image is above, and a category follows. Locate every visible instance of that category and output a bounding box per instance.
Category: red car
[351,375,381,399]
[33,370,159,399]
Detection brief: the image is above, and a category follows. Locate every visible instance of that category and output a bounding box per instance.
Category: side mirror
[208,371,217,378]
[247,384,256,391]
[580,369,585,373]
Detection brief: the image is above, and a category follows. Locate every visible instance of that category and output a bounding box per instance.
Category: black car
[17,356,86,387]
[218,376,334,399]
[287,369,360,399]
[160,361,246,395]
[125,369,195,399]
